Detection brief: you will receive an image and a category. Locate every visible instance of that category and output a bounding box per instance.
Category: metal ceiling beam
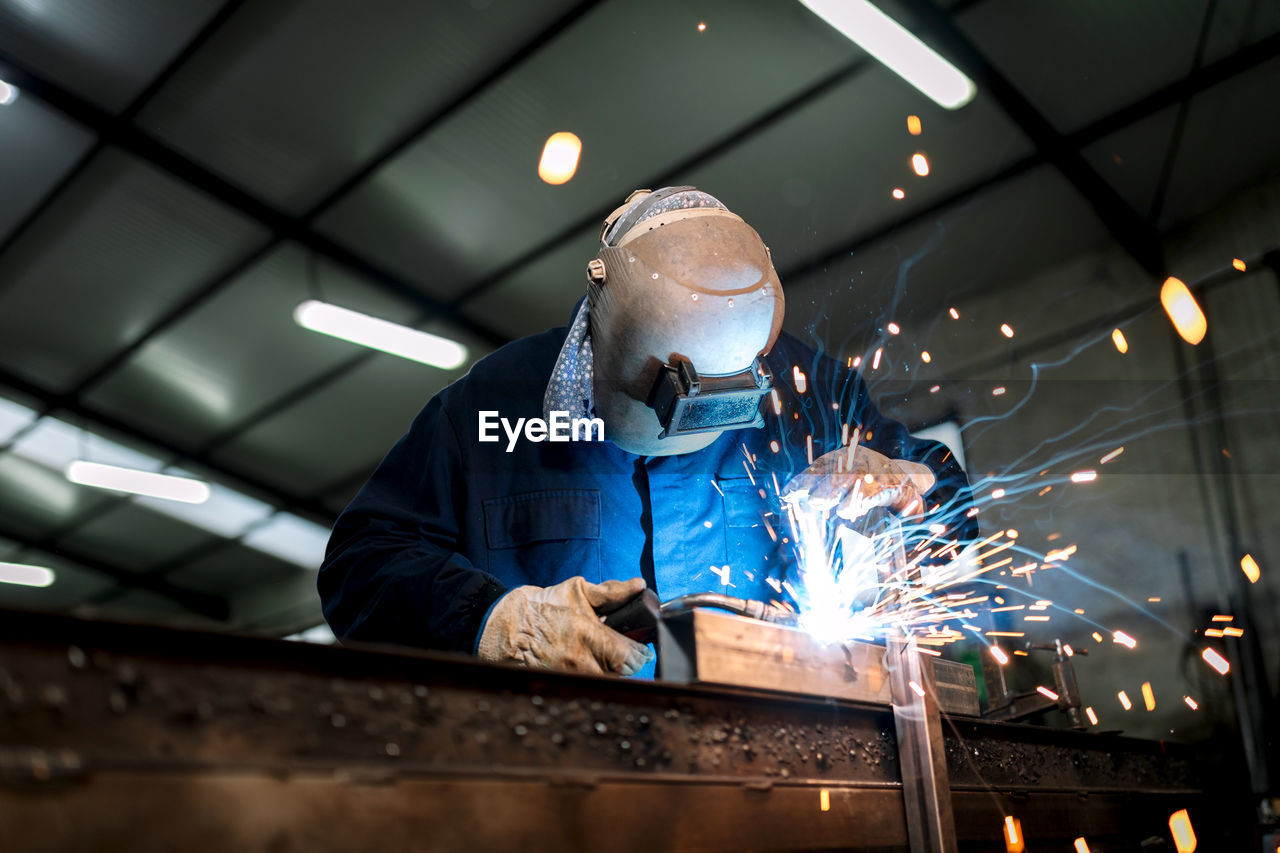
[895,0,1166,278]
[0,519,230,621]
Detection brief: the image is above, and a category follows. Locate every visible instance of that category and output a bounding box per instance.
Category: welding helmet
[587,187,785,456]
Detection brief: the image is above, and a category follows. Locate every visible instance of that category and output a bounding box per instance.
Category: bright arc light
[66,461,210,504]
[1112,328,1128,353]
[1201,647,1230,675]
[1168,809,1197,853]
[1240,553,1260,583]
[0,79,17,106]
[799,0,976,108]
[294,300,467,369]
[537,131,582,185]
[1160,276,1207,345]
[0,562,54,588]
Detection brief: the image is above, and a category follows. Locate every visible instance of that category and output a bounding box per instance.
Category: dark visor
[646,358,773,439]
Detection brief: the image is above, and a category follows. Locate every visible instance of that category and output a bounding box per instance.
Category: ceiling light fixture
[0,562,55,587]
[66,460,211,504]
[0,79,18,106]
[798,0,975,109]
[293,300,468,369]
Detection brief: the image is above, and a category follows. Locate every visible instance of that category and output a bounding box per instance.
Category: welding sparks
[792,366,808,393]
[1000,323,1014,338]
[892,187,905,200]
[1100,446,1124,464]
[1240,553,1260,583]
[1161,277,1207,345]
[1074,838,1091,853]
[929,384,940,393]
[992,386,1006,396]
[907,114,922,135]
[1118,691,1132,710]
[1222,626,1243,637]
[1112,328,1129,353]
[819,788,830,811]
[1091,632,1103,643]
[1036,685,1059,701]
[1084,706,1098,725]
[1113,630,1137,649]
[949,306,959,319]
[991,488,1005,499]
[1201,647,1229,675]
[1141,681,1156,711]
[911,153,929,176]
[908,680,926,698]
[1003,816,1024,853]
[871,347,882,370]
[920,350,931,363]
[886,322,900,335]
[1232,257,1246,271]
[1168,809,1197,852]
[1183,696,1198,710]
[989,646,1010,665]
[1071,470,1097,483]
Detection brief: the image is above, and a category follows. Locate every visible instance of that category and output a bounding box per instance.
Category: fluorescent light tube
[799,0,976,109]
[294,300,467,369]
[66,460,211,504]
[0,562,54,587]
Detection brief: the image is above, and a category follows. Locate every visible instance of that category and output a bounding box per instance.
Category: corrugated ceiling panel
[956,0,1207,133]
[166,543,299,597]
[0,0,224,112]
[138,0,585,214]
[0,92,94,242]
[0,147,268,391]
[56,500,218,573]
[316,0,864,299]
[84,243,429,447]
[1080,106,1179,220]
[0,453,113,537]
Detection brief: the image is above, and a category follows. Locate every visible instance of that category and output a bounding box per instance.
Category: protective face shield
[587,187,785,456]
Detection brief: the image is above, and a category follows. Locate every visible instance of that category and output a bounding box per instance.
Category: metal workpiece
[984,638,1089,728]
[887,636,957,853]
[657,608,979,716]
[0,609,1240,851]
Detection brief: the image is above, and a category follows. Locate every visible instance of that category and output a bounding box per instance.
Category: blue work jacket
[319,319,975,655]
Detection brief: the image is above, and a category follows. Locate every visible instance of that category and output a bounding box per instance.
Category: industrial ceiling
[0,0,1277,634]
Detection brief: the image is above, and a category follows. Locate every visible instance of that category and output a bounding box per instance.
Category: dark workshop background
[0,0,1276,753]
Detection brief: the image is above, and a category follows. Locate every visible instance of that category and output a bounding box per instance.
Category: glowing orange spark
[930,384,941,393]
[1091,631,1103,643]
[921,350,931,363]
[538,132,582,185]
[1241,553,1260,583]
[1047,532,1061,541]
[1222,626,1243,637]
[1074,838,1092,853]
[1064,644,1074,656]
[792,366,807,393]
[1100,446,1124,464]
[991,488,1006,499]
[892,187,905,200]
[1000,323,1014,338]
[990,646,1010,665]
[1085,706,1098,725]
[908,680,926,697]
[1161,277,1206,345]
[886,322,900,335]
[1038,486,1052,496]
[907,115,922,135]
[912,153,929,176]
[872,347,882,370]
[769,440,780,453]
[1113,630,1137,649]
[697,21,707,31]
[852,355,862,368]
[1141,681,1156,711]
[819,788,830,811]
[992,386,1006,396]
[1071,470,1097,483]
[1112,328,1128,353]
[1202,648,1229,674]
[1204,628,1224,638]
[1003,816,1024,853]
[1232,258,1245,271]
[949,306,960,319]
[1036,685,1059,701]
[1210,614,1233,622]
[1024,615,1050,622]
[986,631,1024,637]
[1118,690,1132,710]
[1183,696,1198,710]
[1148,597,1161,603]
[1168,809,1196,852]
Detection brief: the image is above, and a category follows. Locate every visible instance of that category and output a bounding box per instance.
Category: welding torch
[601,589,797,645]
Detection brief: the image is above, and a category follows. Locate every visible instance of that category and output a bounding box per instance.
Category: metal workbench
[0,608,1247,851]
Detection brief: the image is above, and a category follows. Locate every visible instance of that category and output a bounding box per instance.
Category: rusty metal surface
[0,608,1246,851]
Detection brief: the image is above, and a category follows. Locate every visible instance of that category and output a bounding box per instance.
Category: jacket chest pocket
[482,490,601,587]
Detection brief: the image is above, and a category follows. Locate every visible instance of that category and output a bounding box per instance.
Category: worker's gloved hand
[782,444,935,523]
[477,576,655,676]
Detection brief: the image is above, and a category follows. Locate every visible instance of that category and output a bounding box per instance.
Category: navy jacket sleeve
[318,394,506,653]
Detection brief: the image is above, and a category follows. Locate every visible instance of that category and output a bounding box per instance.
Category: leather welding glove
[477,576,655,676]
[783,444,936,523]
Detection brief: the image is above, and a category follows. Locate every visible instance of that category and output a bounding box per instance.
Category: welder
[319,187,975,677]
